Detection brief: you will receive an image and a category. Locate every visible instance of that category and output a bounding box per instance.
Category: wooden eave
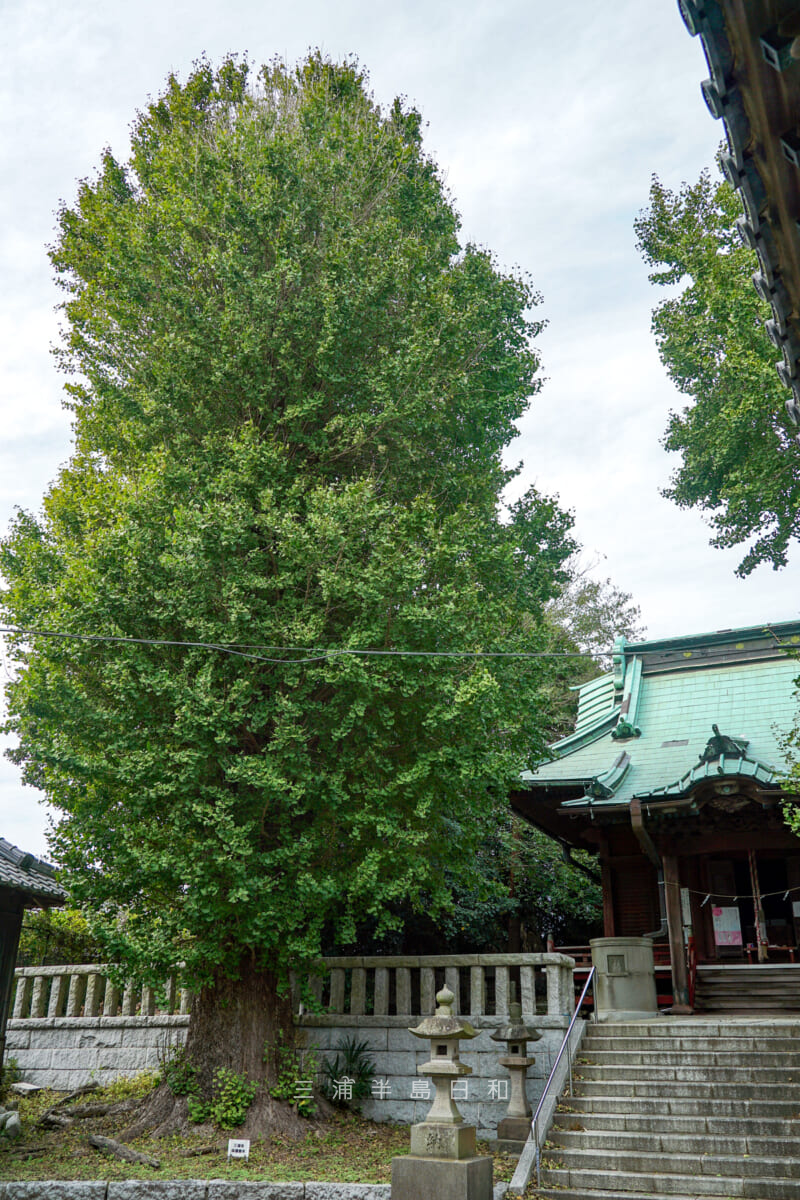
[682,1,800,418]
[509,782,615,851]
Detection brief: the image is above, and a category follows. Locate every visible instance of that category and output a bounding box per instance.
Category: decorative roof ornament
[611,717,641,741]
[582,751,631,802]
[698,724,749,765]
[612,636,627,691]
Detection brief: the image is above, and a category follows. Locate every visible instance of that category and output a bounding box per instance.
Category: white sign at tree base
[227,1138,250,1161]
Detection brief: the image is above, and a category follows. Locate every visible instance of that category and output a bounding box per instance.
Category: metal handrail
[510,964,596,1193]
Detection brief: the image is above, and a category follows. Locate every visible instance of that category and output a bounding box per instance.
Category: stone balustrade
[12,953,574,1023]
[11,964,191,1020]
[301,953,575,1019]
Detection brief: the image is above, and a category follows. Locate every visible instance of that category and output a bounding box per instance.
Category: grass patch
[1,1079,521,1184]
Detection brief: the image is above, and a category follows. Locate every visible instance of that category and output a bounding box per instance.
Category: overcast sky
[3,0,800,858]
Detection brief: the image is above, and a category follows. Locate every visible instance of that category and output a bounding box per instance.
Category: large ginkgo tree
[1,54,575,1133]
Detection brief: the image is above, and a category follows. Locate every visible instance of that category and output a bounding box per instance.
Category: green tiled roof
[523,621,800,808]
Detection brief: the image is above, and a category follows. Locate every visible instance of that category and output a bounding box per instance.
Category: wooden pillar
[600,835,615,937]
[663,854,691,1013]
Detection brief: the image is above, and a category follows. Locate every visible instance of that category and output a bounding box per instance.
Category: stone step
[585,1020,800,1037]
[535,1190,721,1200]
[573,1077,800,1100]
[540,1018,800,1200]
[561,1093,800,1117]
[695,996,800,1009]
[573,1061,800,1081]
[587,1015,800,1025]
[695,976,800,987]
[582,1048,800,1065]
[694,985,800,997]
[539,1163,800,1197]
[697,965,800,975]
[547,1126,793,1157]
[545,1145,794,1180]
[582,1035,800,1053]
[551,1110,800,1137]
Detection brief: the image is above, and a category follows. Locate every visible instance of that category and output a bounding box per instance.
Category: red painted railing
[687,934,697,1009]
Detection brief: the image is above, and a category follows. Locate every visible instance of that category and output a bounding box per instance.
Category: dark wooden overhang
[509,781,621,853]
[681,0,800,424]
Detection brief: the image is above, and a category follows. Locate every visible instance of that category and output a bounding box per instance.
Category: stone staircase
[694,963,800,1011]
[535,1017,800,1199]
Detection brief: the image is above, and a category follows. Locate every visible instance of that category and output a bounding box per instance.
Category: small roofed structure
[0,838,64,1072]
[511,620,800,1011]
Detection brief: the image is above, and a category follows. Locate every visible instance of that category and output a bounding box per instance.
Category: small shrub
[266,1034,318,1118]
[186,1067,257,1128]
[186,1094,210,1124]
[100,1070,160,1101]
[162,1044,200,1098]
[321,1036,375,1109]
[0,1056,21,1097]
[208,1067,257,1129]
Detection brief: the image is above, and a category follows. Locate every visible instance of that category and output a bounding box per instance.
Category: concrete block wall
[6,1015,188,1091]
[6,1011,570,1139]
[300,1014,570,1137]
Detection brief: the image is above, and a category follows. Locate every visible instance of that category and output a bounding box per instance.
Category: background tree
[635,161,800,575]
[1,55,575,1133]
[17,908,103,966]
[541,555,644,742]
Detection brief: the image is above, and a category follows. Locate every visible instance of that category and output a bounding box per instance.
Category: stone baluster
[104,982,121,1016]
[66,970,86,1017]
[520,964,536,1016]
[164,974,176,1015]
[121,983,136,1016]
[444,966,460,1014]
[546,962,562,1015]
[84,973,103,1017]
[309,974,324,1009]
[12,976,32,1019]
[560,963,573,1014]
[29,974,47,1019]
[140,985,155,1017]
[494,966,509,1016]
[374,967,389,1016]
[469,966,485,1016]
[329,968,345,1013]
[396,967,412,1015]
[420,967,436,1015]
[47,974,68,1018]
[179,988,193,1015]
[350,967,366,1016]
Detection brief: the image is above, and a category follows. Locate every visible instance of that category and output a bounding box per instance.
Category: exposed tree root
[117,1085,189,1142]
[117,1081,329,1142]
[38,1083,100,1128]
[89,1133,160,1167]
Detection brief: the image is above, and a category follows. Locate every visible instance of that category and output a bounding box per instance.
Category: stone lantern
[490,999,541,1154]
[391,984,492,1200]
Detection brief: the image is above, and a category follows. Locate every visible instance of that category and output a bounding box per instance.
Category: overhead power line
[0,624,598,666]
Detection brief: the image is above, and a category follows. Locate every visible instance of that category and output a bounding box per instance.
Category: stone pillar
[591,936,657,1021]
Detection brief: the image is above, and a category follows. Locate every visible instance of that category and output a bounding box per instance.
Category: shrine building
[511,620,800,1012]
